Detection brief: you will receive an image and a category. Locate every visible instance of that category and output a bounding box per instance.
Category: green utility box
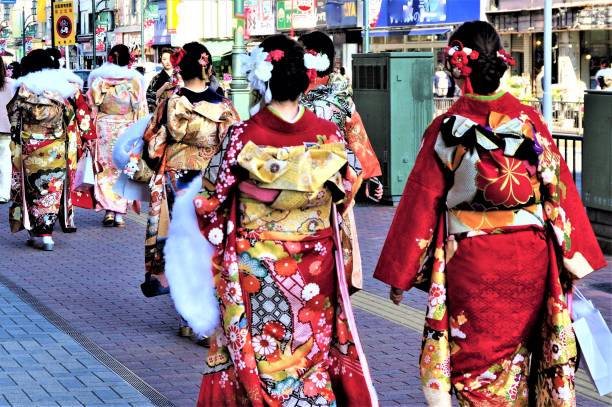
[582,90,612,254]
[352,52,434,203]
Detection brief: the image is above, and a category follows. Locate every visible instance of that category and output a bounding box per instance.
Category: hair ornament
[198,52,210,67]
[304,49,330,72]
[107,55,114,64]
[171,48,187,71]
[266,50,285,62]
[445,40,479,78]
[128,53,136,68]
[241,46,275,115]
[497,49,516,66]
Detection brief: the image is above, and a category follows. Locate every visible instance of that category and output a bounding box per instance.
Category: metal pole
[543,0,552,126]
[363,0,369,53]
[50,0,55,48]
[92,0,96,68]
[230,0,250,119]
[140,0,145,65]
[22,8,25,57]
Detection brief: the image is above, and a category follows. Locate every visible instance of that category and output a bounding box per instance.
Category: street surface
[0,204,610,406]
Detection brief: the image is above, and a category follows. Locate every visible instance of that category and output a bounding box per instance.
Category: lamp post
[91,0,110,68]
[140,0,145,64]
[21,1,37,57]
[363,0,370,53]
[542,0,552,126]
[230,0,250,119]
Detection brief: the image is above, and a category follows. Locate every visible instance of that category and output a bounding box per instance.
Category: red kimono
[374,92,606,406]
[193,107,378,406]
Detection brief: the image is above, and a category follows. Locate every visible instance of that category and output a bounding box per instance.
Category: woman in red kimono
[374,21,606,406]
[165,34,377,406]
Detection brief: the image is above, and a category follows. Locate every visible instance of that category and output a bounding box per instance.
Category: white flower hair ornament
[241,47,285,115]
[304,50,331,83]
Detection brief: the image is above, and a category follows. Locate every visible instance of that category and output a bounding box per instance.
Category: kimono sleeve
[165,96,189,144]
[528,111,606,279]
[73,91,96,140]
[130,77,148,119]
[373,116,449,291]
[345,108,382,179]
[193,125,245,247]
[146,74,161,113]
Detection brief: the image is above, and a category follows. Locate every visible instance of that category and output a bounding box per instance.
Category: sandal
[102,212,115,227]
[114,215,126,227]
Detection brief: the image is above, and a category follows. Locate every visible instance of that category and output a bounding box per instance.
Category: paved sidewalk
[0,204,610,406]
[0,281,153,406]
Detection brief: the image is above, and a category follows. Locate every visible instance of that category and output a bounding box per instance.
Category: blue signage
[373,0,480,28]
[0,0,17,4]
[326,0,358,28]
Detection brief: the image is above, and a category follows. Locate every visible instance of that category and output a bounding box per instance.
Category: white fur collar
[88,63,145,88]
[14,69,80,99]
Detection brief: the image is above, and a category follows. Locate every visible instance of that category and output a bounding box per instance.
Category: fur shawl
[88,63,145,89]
[13,69,82,99]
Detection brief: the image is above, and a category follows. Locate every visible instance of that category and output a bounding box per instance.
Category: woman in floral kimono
[8,50,95,251]
[88,44,147,227]
[139,43,239,340]
[165,34,377,406]
[374,21,606,406]
[300,30,383,291]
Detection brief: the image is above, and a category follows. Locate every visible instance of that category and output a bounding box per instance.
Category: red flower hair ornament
[171,48,186,73]
[497,49,516,66]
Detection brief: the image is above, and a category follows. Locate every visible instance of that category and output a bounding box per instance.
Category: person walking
[300,30,383,292]
[0,62,14,204]
[433,63,451,97]
[88,44,147,227]
[140,43,239,341]
[164,34,377,406]
[146,47,174,112]
[374,21,606,406]
[6,62,21,79]
[7,50,94,250]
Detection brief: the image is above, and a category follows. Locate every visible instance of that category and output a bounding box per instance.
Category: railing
[552,133,583,191]
[433,98,584,135]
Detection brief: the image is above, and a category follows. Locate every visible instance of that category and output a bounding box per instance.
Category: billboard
[276,0,317,30]
[246,0,276,36]
[326,0,358,28]
[53,1,76,46]
[371,0,479,28]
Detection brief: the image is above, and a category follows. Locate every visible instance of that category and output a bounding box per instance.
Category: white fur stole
[164,177,220,337]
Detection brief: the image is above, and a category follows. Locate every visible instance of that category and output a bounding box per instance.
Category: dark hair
[177,42,212,81]
[340,67,346,76]
[298,31,334,77]
[0,62,5,90]
[45,48,62,69]
[108,44,131,67]
[160,47,173,59]
[260,34,309,102]
[21,49,54,75]
[448,21,508,95]
[135,66,145,75]
[7,62,21,79]
[601,59,610,68]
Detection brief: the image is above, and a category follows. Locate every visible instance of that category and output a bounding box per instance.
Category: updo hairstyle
[448,21,509,95]
[299,31,335,78]
[177,42,213,81]
[21,49,54,75]
[259,34,309,102]
[108,44,131,67]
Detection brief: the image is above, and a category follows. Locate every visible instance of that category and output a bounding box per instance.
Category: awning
[202,40,233,60]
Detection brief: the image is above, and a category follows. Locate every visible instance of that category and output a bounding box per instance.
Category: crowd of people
[0,20,606,406]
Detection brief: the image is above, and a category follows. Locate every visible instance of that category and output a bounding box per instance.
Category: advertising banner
[53,0,76,46]
[167,0,180,33]
[276,0,317,30]
[246,0,276,36]
[370,0,479,28]
[326,0,357,28]
[95,26,106,52]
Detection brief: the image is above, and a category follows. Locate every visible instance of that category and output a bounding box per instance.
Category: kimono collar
[447,91,520,121]
[252,104,317,134]
[171,93,233,123]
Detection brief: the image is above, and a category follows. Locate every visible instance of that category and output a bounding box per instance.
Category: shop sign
[316,0,327,27]
[25,36,33,54]
[95,26,106,52]
[276,0,317,30]
[0,0,16,4]
[246,0,276,36]
[371,0,479,28]
[326,0,357,28]
[53,0,76,46]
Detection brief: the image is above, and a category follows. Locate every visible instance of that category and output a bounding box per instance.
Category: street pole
[230,0,250,119]
[92,0,96,68]
[543,0,552,126]
[21,7,25,57]
[140,0,145,65]
[363,0,370,53]
[50,0,55,48]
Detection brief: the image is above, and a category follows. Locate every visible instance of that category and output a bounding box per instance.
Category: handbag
[571,288,612,396]
[74,148,95,192]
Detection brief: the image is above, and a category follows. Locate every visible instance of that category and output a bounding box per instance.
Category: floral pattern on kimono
[192,108,377,406]
[301,78,382,292]
[8,79,91,235]
[68,90,97,209]
[88,70,148,213]
[141,89,238,297]
[374,92,606,406]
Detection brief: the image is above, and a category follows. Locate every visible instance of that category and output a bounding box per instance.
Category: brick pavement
[0,281,153,406]
[0,204,610,406]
